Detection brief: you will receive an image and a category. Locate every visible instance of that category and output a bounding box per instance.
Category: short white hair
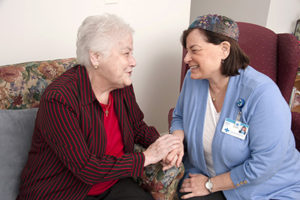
[76,14,134,68]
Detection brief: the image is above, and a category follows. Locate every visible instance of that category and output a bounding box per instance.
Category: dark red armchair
[168,22,300,150]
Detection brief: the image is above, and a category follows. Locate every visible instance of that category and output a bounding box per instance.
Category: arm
[180,172,235,199]
[38,91,145,185]
[230,83,291,187]
[181,82,292,197]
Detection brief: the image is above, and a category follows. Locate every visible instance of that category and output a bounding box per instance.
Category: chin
[190,73,202,80]
[123,79,132,87]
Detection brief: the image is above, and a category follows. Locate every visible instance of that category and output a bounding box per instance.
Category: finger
[163,135,181,145]
[162,164,173,171]
[158,139,180,151]
[181,179,190,188]
[170,154,177,166]
[166,150,177,162]
[181,193,195,199]
[163,156,178,171]
[160,144,181,156]
[179,186,192,193]
[176,151,184,167]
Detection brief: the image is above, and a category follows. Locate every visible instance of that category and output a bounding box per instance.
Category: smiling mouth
[189,65,199,69]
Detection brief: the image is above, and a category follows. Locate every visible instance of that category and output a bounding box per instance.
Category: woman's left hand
[180,173,210,199]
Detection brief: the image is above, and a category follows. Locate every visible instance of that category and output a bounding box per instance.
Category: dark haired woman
[168,14,300,199]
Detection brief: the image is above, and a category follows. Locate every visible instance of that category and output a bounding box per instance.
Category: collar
[77,65,97,106]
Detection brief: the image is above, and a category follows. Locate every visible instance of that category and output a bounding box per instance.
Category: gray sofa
[0,58,76,199]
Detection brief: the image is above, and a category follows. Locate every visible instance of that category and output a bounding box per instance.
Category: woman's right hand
[162,130,184,170]
[143,134,181,167]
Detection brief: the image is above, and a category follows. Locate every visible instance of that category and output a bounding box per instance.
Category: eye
[124,51,130,56]
[190,49,200,54]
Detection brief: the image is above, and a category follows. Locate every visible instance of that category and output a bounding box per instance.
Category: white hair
[76,14,134,68]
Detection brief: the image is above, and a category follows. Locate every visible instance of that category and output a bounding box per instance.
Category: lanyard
[236,98,245,122]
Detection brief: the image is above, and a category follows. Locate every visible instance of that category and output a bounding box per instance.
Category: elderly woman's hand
[180,173,210,199]
[143,134,181,167]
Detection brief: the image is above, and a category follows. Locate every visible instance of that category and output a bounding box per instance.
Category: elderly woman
[169,14,300,199]
[17,14,181,200]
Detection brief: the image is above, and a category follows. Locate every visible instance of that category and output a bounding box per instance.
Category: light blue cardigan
[171,66,300,199]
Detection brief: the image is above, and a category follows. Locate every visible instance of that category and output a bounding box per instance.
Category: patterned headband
[189,14,239,41]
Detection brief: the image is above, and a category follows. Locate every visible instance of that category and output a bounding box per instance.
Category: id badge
[221,118,249,140]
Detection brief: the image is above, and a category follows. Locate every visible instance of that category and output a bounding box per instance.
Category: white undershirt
[203,91,220,177]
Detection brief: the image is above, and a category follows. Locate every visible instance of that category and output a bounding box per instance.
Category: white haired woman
[17,14,181,200]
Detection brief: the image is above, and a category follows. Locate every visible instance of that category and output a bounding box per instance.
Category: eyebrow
[121,47,133,51]
[189,44,201,49]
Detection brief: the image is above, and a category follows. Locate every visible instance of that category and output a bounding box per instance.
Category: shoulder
[42,66,81,103]
[239,66,289,112]
[241,66,275,89]
[239,66,281,98]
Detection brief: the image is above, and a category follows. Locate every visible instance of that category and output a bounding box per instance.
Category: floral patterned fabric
[135,145,184,200]
[0,58,76,109]
[139,163,184,200]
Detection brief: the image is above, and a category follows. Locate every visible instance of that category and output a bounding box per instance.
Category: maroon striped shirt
[17,65,160,200]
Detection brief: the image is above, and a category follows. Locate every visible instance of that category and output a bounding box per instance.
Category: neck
[208,76,229,94]
[87,68,113,104]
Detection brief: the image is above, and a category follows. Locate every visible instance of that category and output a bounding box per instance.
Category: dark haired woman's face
[183,29,225,80]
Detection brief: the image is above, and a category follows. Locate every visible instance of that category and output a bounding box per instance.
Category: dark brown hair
[181,28,249,76]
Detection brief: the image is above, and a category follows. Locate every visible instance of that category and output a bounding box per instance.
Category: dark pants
[179,191,226,200]
[85,178,153,200]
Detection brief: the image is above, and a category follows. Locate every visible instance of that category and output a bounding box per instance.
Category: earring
[221,59,224,64]
[94,65,98,69]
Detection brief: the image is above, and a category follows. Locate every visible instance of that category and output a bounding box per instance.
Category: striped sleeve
[38,91,144,185]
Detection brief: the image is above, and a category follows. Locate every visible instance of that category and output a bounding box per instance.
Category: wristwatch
[205,178,213,193]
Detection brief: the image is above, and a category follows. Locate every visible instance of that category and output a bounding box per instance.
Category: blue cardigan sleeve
[230,82,292,186]
[170,72,190,133]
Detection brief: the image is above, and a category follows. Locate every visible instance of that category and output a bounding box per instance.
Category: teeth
[190,65,199,69]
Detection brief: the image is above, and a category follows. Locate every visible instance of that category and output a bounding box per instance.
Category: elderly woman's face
[96,33,136,89]
[184,29,225,80]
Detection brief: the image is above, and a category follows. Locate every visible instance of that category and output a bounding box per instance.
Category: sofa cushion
[0,58,76,109]
[0,108,38,200]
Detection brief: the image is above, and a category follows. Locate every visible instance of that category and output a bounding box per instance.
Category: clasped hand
[143,134,183,168]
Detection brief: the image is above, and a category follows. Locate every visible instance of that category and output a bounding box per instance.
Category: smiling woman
[16,13,182,200]
[170,14,300,200]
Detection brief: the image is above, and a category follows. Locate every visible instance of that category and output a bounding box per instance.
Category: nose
[183,51,191,64]
[129,54,136,67]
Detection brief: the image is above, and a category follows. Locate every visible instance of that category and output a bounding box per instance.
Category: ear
[220,41,231,59]
[89,50,101,68]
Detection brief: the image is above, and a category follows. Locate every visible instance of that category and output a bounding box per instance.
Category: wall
[0,0,191,133]
[190,0,271,26]
[190,0,300,34]
[266,0,300,33]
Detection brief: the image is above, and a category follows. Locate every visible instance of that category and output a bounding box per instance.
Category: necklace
[211,97,216,102]
[103,96,111,117]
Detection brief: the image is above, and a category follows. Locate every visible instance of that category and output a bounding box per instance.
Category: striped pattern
[17,65,159,200]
